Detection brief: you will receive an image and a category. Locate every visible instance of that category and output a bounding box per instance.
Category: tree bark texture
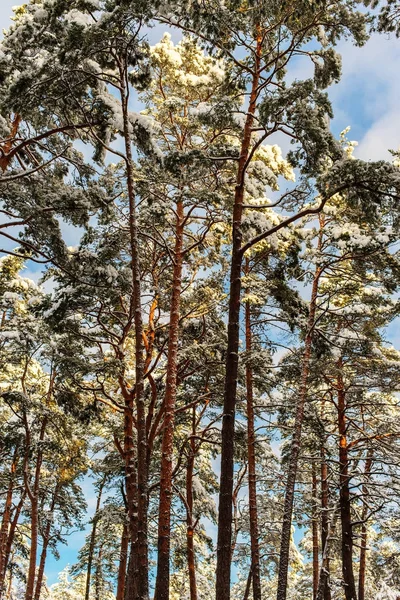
[1,493,25,592]
[154,199,185,600]
[337,366,357,600]
[0,451,18,596]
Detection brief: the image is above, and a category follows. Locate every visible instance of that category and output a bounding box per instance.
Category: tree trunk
[34,484,60,600]
[119,60,148,600]
[276,218,324,600]
[312,461,319,600]
[215,31,262,600]
[1,493,25,588]
[95,546,103,600]
[243,567,252,600]
[125,540,138,600]
[6,567,13,600]
[25,418,47,600]
[116,522,129,600]
[85,480,105,600]
[320,447,332,600]
[0,451,18,596]
[33,526,50,600]
[358,449,373,600]
[123,405,138,600]
[154,199,184,600]
[25,496,39,600]
[316,507,339,600]
[337,366,357,600]
[244,268,262,600]
[186,413,198,600]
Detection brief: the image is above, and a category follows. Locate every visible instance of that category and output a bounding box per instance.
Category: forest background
[1,0,399,585]
[1,0,400,598]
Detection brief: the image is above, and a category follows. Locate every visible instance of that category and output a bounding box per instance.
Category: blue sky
[1,0,400,588]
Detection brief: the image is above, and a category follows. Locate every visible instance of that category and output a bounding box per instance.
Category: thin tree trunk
[25,494,39,600]
[125,540,138,600]
[6,568,13,600]
[85,480,105,600]
[230,464,248,561]
[244,265,261,600]
[33,527,50,600]
[312,461,319,600]
[320,447,332,600]
[215,31,262,600]
[186,410,198,600]
[4,561,14,600]
[358,449,373,600]
[116,522,129,600]
[24,418,47,600]
[123,406,138,600]
[316,507,339,600]
[243,567,253,600]
[154,199,184,600]
[34,484,60,600]
[1,493,25,587]
[95,546,103,600]
[276,218,324,600]
[119,59,148,600]
[0,451,18,596]
[337,366,357,600]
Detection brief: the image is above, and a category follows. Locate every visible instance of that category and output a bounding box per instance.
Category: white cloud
[355,110,400,161]
[284,32,400,162]
[330,34,400,161]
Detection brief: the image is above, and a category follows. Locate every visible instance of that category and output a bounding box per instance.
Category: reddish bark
[0,114,21,171]
[0,450,18,594]
[1,493,25,584]
[154,199,184,600]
